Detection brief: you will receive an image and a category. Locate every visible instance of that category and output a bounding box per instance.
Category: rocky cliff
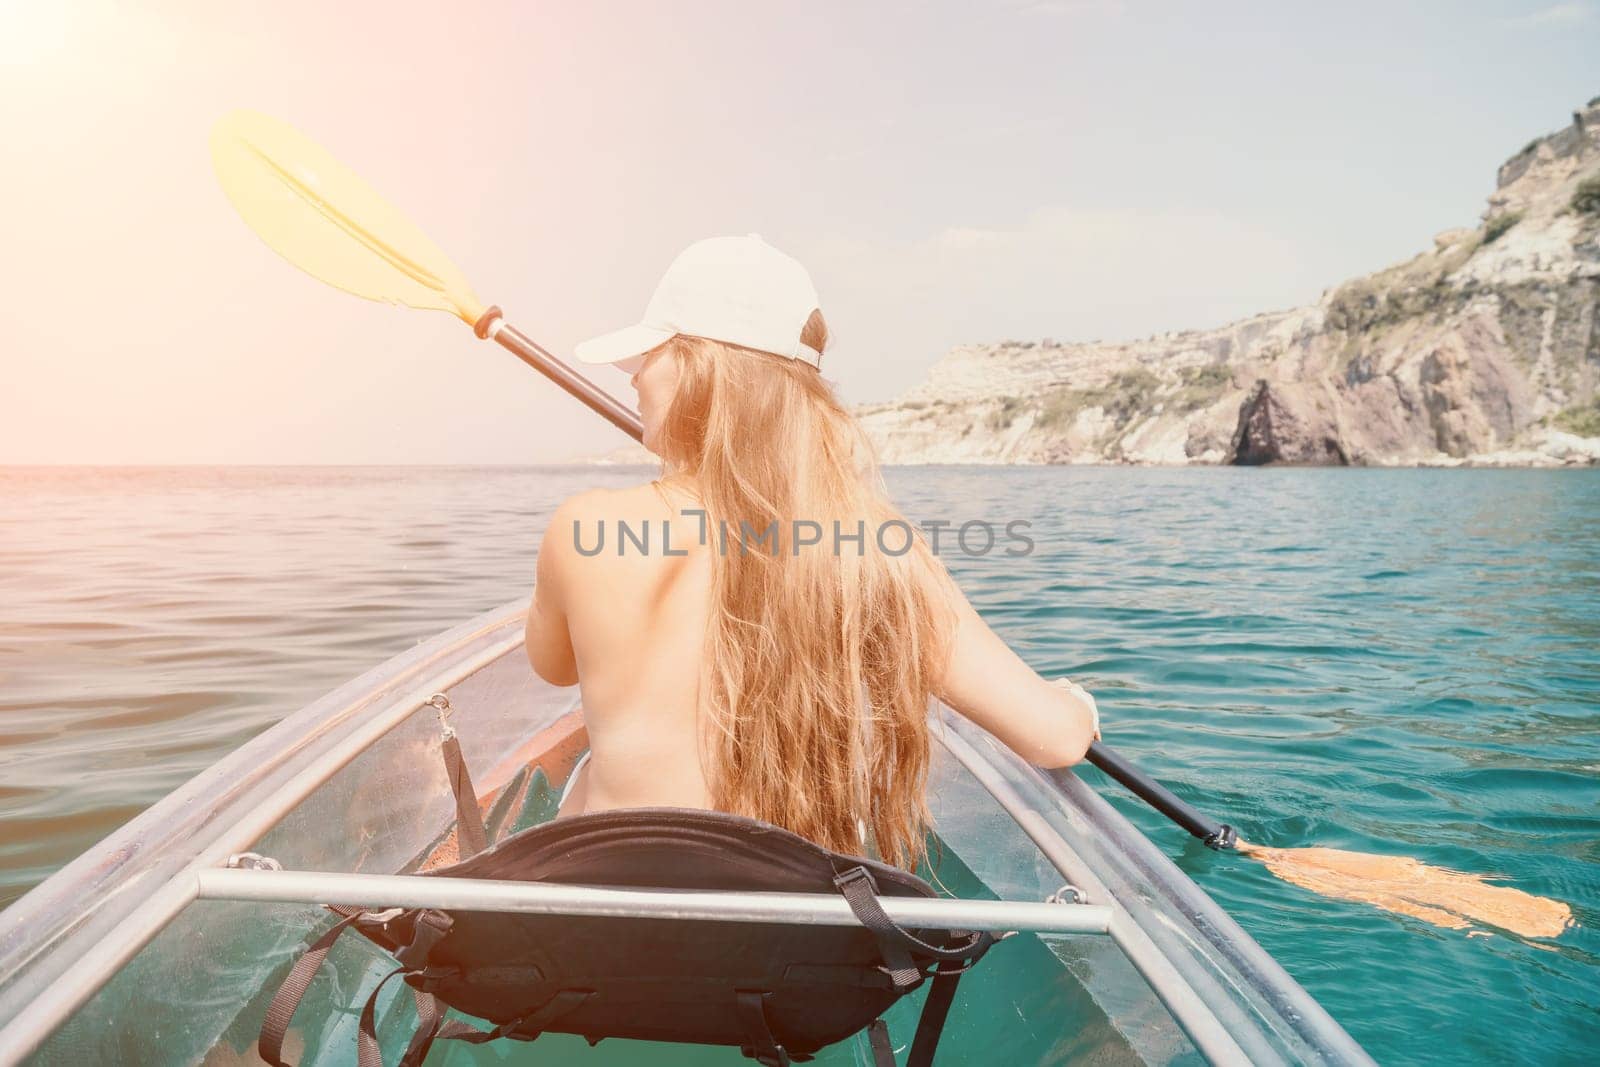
[857,99,1600,467]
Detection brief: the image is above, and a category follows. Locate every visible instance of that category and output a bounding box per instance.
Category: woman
[525,234,1099,871]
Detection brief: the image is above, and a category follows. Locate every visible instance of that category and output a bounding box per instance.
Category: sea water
[0,465,1595,1065]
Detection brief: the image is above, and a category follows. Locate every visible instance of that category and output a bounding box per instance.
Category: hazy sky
[2,1,1596,463]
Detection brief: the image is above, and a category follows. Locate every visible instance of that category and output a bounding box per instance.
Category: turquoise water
[1,465,1596,1064]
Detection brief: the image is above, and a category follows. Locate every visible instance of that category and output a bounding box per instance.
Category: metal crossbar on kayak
[195,868,1115,935]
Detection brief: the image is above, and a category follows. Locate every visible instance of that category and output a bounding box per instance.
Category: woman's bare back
[531,478,716,816]
[526,477,1099,819]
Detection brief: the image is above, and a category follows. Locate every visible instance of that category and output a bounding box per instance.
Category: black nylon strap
[396,987,446,1067]
[441,733,489,858]
[906,968,965,1067]
[358,972,599,1067]
[832,868,924,990]
[867,1018,897,1067]
[258,909,365,1066]
[832,867,992,978]
[433,988,595,1045]
[736,990,791,1067]
[356,966,411,1067]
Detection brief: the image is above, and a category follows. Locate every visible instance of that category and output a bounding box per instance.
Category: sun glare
[0,1,77,70]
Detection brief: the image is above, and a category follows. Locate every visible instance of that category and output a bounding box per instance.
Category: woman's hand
[1050,677,1101,742]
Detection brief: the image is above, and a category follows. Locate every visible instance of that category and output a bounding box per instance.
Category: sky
[1,1,1596,464]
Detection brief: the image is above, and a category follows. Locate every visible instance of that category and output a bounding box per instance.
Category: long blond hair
[653,314,957,869]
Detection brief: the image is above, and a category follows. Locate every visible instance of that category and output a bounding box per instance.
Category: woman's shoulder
[549,480,672,522]
[555,479,699,520]
[542,480,706,569]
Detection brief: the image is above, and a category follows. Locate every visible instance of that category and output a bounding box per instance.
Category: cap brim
[573,323,677,365]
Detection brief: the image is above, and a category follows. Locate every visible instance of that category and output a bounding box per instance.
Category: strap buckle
[394,908,453,969]
[832,865,875,894]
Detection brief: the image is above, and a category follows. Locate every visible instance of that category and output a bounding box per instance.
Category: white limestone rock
[857,100,1600,467]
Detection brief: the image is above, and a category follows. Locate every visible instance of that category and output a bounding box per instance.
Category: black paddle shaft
[475,307,646,444]
[1086,742,1238,850]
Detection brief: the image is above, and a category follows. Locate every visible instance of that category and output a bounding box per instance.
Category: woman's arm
[934,583,1099,768]
[525,496,582,687]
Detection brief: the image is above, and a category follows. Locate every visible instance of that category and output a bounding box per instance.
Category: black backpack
[258,807,996,1067]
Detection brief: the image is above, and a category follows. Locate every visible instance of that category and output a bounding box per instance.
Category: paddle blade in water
[1237,843,1573,939]
[210,109,484,325]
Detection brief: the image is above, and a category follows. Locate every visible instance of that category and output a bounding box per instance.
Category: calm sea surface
[1,465,1596,1064]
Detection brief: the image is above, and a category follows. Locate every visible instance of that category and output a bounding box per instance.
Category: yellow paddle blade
[210,109,485,325]
[1237,843,1573,940]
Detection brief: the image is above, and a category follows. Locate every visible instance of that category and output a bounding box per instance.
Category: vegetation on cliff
[856,98,1600,468]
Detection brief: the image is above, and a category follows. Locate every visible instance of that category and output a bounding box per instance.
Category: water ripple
[1,464,1597,1065]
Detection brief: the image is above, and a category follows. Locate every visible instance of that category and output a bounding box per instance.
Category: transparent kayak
[0,602,1373,1065]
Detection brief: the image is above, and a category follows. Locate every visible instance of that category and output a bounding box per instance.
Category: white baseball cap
[574,234,823,369]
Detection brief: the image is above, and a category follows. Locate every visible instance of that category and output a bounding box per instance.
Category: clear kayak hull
[0,602,1371,1065]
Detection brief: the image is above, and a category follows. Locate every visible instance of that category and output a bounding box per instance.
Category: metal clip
[426,693,455,741]
[361,907,406,924]
[225,852,282,871]
[1046,883,1087,905]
